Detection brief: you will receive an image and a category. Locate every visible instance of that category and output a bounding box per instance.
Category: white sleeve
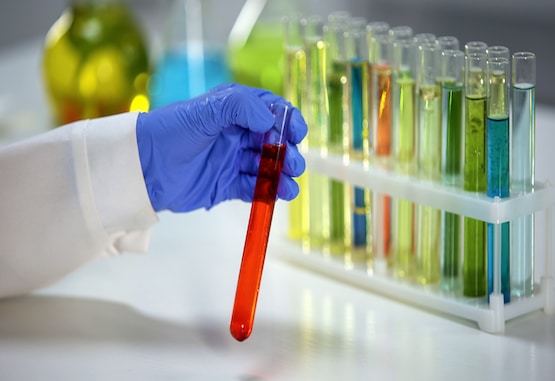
[0,112,159,298]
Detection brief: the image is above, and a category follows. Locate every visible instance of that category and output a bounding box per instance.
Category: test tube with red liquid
[230,103,291,341]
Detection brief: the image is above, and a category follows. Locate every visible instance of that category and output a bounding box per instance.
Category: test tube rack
[274,149,555,333]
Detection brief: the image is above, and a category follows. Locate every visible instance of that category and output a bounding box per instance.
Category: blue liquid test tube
[486,57,511,303]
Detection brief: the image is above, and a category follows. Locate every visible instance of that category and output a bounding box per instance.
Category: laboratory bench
[1,38,555,381]
[0,202,554,381]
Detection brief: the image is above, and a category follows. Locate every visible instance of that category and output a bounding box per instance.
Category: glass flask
[149,0,232,109]
[42,0,150,126]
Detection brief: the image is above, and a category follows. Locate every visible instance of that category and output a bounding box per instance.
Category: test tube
[486,57,511,303]
[413,33,437,45]
[487,45,510,60]
[367,21,390,150]
[304,15,330,252]
[388,25,413,42]
[511,52,536,297]
[366,21,390,50]
[326,13,351,257]
[465,41,488,55]
[415,42,442,285]
[348,18,372,264]
[370,34,393,264]
[463,53,488,298]
[438,36,460,51]
[230,103,291,342]
[283,15,308,245]
[391,37,417,278]
[439,49,464,291]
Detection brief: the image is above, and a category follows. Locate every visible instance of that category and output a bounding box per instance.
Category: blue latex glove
[136,83,307,213]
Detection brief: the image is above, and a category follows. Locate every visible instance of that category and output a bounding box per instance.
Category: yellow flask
[42,0,150,126]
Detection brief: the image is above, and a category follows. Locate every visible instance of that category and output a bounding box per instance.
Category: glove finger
[228,173,257,202]
[239,149,261,176]
[241,129,265,150]
[223,83,308,145]
[221,87,275,134]
[282,142,306,178]
[277,175,300,201]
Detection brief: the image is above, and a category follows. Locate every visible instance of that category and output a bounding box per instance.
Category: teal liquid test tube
[283,15,309,248]
[325,12,351,258]
[391,37,417,278]
[486,57,511,303]
[511,52,536,297]
[463,53,488,298]
[348,18,372,262]
[304,15,330,252]
[440,49,464,291]
[415,42,442,285]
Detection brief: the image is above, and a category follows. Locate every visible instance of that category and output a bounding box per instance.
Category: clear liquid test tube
[511,52,536,297]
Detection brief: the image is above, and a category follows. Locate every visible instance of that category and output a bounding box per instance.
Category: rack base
[273,239,554,334]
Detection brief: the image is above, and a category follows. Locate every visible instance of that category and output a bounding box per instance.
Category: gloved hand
[136,83,308,213]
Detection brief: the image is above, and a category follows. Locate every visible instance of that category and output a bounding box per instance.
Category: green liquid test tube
[463,53,488,298]
[326,13,351,257]
[305,16,330,252]
[440,49,464,291]
[391,38,417,278]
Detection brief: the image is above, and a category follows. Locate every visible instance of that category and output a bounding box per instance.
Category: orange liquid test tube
[230,103,291,341]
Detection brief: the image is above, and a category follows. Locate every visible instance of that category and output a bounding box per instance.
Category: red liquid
[230,143,286,341]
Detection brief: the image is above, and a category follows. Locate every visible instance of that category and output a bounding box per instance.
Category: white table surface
[0,39,554,381]
[0,200,554,381]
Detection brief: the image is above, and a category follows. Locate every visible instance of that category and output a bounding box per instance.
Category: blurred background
[2,2,555,92]
[0,0,554,138]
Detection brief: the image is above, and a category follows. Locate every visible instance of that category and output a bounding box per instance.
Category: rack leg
[544,204,554,314]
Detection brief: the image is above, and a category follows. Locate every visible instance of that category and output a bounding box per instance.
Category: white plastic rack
[274,149,555,333]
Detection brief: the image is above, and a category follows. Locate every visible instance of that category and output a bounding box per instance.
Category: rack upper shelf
[305,149,555,224]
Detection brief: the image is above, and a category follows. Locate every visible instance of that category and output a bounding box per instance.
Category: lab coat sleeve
[0,112,158,298]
